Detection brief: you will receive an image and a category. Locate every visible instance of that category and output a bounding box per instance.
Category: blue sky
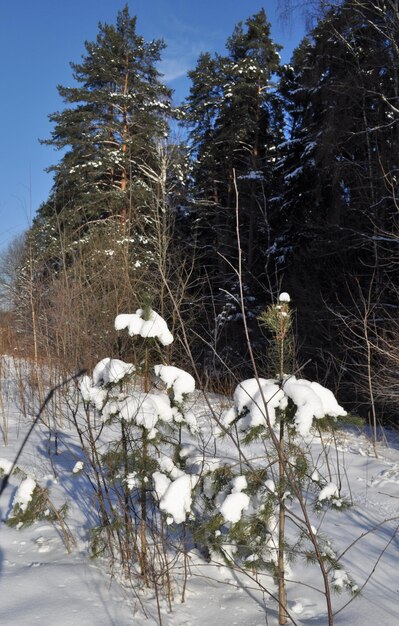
[0,0,305,252]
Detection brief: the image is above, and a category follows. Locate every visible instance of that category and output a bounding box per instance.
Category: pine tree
[19,6,182,370]
[78,307,197,589]
[190,293,355,626]
[33,4,172,262]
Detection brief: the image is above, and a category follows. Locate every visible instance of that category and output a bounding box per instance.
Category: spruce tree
[183,10,284,375]
[273,0,399,413]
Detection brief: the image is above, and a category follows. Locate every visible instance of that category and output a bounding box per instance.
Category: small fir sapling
[1,460,68,531]
[194,293,356,625]
[78,306,198,582]
[6,477,49,528]
[4,473,68,530]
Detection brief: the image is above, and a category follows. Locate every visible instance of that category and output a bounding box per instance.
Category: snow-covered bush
[78,306,198,589]
[6,477,49,528]
[5,473,68,530]
[189,294,357,625]
[74,298,357,623]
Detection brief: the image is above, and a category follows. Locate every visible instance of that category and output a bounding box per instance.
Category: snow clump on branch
[159,474,199,524]
[219,475,250,524]
[224,375,346,438]
[92,357,135,386]
[283,376,347,437]
[115,309,173,345]
[12,477,36,513]
[227,378,286,430]
[153,364,195,402]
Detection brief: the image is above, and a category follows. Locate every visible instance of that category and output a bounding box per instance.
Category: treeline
[2,1,399,421]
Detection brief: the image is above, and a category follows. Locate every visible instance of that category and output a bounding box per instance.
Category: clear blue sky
[0,0,305,251]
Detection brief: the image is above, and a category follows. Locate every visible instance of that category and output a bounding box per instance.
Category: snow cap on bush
[153,364,195,402]
[79,375,108,411]
[220,492,250,523]
[12,477,36,513]
[234,378,286,429]
[115,309,174,345]
[92,357,135,386]
[159,474,199,524]
[283,376,347,437]
[230,376,346,437]
[118,392,176,429]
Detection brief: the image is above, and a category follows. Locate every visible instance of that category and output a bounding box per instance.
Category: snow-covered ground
[0,361,399,626]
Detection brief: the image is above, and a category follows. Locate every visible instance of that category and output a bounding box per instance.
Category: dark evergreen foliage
[273,0,399,415]
[181,10,285,377]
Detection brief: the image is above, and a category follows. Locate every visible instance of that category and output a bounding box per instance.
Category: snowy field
[0,357,399,626]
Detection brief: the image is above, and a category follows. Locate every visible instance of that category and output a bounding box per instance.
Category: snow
[12,477,36,513]
[115,309,174,345]
[117,392,175,429]
[1,358,399,626]
[332,567,353,590]
[153,364,195,402]
[185,454,221,475]
[238,170,265,180]
[0,458,13,475]
[284,377,324,436]
[283,376,347,437]
[72,461,83,474]
[231,475,247,493]
[233,378,286,429]
[219,492,250,523]
[152,471,171,500]
[79,375,108,411]
[158,455,186,479]
[124,472,138,490]
[92,357,135,385]
[218,474,250,523]
[309,380,347,417]
[318,481,339,502]
[284,165,303,181]
[159,474,199,524]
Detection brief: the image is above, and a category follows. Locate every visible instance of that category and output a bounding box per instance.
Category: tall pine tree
[21,6,178,370]
[33,4,172,267]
